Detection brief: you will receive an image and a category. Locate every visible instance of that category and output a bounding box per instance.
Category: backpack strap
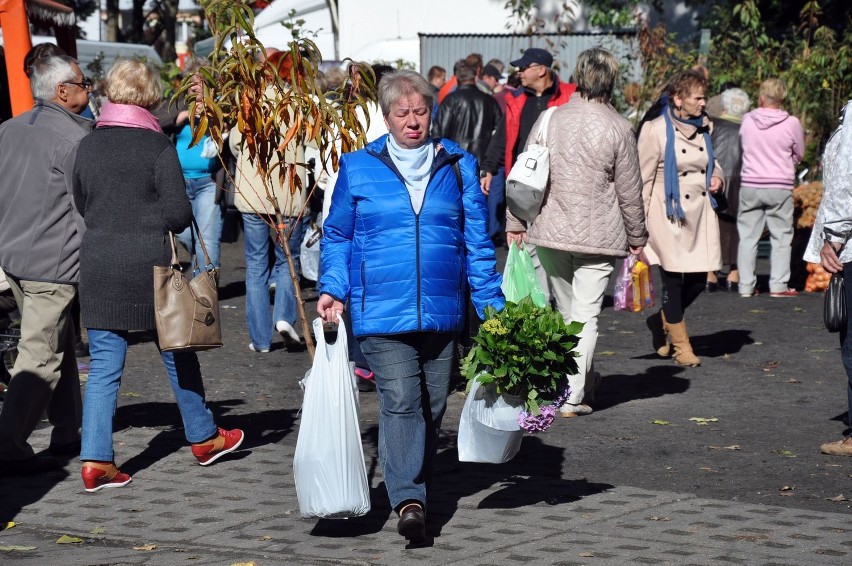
[452,160,463,194]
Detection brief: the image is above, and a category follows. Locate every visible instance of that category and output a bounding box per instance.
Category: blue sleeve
[458,152,505,317]
[318,156,355,302]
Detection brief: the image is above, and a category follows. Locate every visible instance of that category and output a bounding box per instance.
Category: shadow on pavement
[0,464,72,524]
[692,328,755,357]
[594,365,690,411]
[111,400,296,475]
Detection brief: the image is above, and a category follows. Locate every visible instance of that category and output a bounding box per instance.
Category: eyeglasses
[64,77,93,91]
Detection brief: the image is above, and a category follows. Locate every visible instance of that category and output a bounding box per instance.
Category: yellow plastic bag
[631,260,655,312]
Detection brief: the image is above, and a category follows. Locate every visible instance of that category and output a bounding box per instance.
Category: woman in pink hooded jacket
[736,78,805,298]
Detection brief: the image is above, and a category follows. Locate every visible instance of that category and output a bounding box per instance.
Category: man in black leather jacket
[432,60,502,165]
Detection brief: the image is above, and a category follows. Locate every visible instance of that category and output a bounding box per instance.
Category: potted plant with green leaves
[458,296,583,462]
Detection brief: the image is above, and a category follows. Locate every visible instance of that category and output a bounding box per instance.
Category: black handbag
[824,271,846,333]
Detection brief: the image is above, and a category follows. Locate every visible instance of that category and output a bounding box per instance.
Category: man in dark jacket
[0,55,92,476]
[432,60,502,165]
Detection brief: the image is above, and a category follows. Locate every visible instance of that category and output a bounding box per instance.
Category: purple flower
[517,386,571,433]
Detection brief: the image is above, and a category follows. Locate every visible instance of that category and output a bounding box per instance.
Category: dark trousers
[658,268,706,324]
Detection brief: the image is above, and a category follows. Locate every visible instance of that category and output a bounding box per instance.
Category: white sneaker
[249,343,270,353]
[559,403,593,418]
[276,320,300,345]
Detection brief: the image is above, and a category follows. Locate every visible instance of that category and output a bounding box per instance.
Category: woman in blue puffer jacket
[317,70,504,544]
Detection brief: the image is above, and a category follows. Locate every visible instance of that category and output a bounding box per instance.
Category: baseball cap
[510,48,553,69]
[482,64,502,81]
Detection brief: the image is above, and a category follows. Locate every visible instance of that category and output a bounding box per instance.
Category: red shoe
[770,288,799,298]
[81,462,132,493]
[191,427,244,466]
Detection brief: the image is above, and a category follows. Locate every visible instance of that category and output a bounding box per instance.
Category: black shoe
[705,281,719,293]
[49,439,81,457]
[397,502,426,543]
[726,281,739,293]
[0,455,63,477]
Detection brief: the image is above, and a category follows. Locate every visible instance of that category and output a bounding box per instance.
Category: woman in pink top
[736,78,805,298]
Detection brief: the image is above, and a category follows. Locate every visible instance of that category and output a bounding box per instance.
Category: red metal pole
[0,0,34,116]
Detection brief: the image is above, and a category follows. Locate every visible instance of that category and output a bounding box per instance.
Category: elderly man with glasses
[0,55,92,476]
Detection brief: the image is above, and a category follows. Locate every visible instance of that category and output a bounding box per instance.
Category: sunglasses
[65,77,93,91]
[519,64,542,73]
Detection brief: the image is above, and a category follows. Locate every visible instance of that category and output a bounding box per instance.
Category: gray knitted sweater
[73,126,191,330]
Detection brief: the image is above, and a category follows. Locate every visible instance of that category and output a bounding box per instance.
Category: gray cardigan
[0,100,92,284]
[73,126,192,330]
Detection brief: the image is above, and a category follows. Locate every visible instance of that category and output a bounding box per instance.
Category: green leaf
[55,535,83,544]
[0,545,37,552]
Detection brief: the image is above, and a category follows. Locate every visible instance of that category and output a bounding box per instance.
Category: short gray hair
[721,88,751,118]
[30,55,78,100]
[572,48,619,102]
[377,70,434,116]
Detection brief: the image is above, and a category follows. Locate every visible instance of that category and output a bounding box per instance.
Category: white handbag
[505,106,557,224]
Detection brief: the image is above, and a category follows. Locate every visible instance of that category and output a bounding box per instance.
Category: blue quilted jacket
[319,135,505,337]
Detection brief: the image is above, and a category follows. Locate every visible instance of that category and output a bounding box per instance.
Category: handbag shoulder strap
[190,217,215,271]
[535,106,558,146]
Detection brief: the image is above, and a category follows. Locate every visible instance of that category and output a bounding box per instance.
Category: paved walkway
[1,238,850,565]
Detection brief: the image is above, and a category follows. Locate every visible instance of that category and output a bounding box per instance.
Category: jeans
[736,186,794,294]
[243,213,305,350]
[537,248,615,405]
[840,262,852,431]
[176,175,224,269]
[0,278,81,460]
[80,329,217,462]
[359,332,455,511]
[487,167,506,239]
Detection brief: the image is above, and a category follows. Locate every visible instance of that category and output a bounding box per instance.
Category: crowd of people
[0,40,849,547]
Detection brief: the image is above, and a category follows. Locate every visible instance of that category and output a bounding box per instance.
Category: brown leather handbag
[153,219,222,352]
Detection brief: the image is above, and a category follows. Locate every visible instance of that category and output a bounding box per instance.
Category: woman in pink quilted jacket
[506,48,647,418]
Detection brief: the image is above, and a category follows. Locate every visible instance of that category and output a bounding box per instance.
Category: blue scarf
[386,135,434,214]
[662,96,717,222]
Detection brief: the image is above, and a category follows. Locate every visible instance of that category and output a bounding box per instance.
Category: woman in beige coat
[506,48,647,417]
[638,70,724,366]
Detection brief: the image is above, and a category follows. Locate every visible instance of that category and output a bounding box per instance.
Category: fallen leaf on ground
[648,516,671,521]
[258,535,272,541]
[2,522,14,530]
[56,535,83,544]
[121,392,141,398]
[774,449,797,458]
[793,307,804,312]
[780,485,794,491]
[90,527,104,535]
[787,378,801,384]
[0,545,37,552]
[700,467,718,472]
[689,417,718,425]
[598,351,616,356]
[579,552,595,557]
[651,419,673,425]
[708,445,741,450]
[133,544,157,551]
[748,309,767,313]
[827,494,849,502]
[231,562,258,566]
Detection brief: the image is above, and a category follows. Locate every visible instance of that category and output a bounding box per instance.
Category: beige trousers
[0,277,81,460]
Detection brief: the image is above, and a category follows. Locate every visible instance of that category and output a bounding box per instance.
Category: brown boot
[646,310,671,357]
[664,320,701,367]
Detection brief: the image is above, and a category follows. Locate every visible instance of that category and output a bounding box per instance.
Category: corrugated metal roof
[420,32,641,82]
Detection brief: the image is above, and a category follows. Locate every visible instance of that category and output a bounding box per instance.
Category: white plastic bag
[457,380,525,464]
[294,318,370,518]
[300,227,321,282]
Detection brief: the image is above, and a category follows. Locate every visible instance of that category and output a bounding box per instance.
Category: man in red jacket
[480,47,575,195]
